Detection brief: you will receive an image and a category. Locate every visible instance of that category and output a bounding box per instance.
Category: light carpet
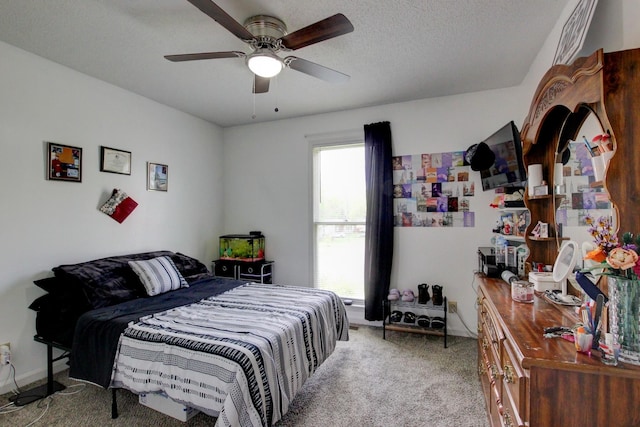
[1,326,488,426]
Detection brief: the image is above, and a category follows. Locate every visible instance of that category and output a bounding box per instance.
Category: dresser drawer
[501,390,525,427]
[213,260,237,278]
[501,338,527,422]
[479,337,503,427]
[479,299,504,356]
[237,261,273,284]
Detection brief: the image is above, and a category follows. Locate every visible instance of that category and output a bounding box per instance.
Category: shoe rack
[382,296,448,348]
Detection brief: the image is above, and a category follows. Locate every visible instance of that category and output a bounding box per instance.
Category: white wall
[222,87,529,336]
[0,41,224,392]
[222,0,640,337]
[522,0,640,97]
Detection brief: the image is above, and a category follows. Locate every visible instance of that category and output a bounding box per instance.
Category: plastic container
[511,280,534,303]
[495,236,507,266]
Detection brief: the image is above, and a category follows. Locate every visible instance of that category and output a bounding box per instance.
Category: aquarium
[219,233,265,262]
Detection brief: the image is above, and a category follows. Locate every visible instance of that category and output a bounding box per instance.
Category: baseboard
[0,359,68,396]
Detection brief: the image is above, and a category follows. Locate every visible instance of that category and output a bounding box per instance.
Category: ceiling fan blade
[280,14,354,50]
[165,51,245,62]
[285,56,350,83]
[187,0,256,42]
[253,75,270,94]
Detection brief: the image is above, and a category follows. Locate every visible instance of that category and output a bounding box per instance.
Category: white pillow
[128,256,188,296]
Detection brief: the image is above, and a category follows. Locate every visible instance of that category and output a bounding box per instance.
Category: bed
[29,251,349,426]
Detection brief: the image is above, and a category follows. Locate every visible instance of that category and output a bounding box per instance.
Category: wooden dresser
[477,274,640,427]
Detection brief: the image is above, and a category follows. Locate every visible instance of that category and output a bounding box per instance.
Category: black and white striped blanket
[110,283,349,426]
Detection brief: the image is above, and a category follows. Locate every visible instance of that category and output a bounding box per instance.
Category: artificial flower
[606,248,639,270]
[585,247,607,263]
[583,215,640,280]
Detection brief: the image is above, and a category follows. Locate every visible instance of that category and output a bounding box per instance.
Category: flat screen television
[479,121,527,191]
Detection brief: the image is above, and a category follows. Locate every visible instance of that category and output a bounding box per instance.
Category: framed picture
[552,0,598,65]
[533,185,549,196]
[100,146,131,175]
[47,142,82,182]
[539,222,549,239]
[147,162,168,191]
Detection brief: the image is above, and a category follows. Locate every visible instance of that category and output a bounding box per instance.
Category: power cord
[454,272,479,339]
[55,383,85,396]
[0,369,86,425]
[0,363,24,416]
[0,400,23,415]
[0,363,22,396]
[24,395,52,427]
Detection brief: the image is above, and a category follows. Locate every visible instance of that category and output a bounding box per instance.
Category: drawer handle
[489,363,498,381]
[503,410,514,427]
[504,364,515,384]
[483,338,489,350]
[478,362,486,376]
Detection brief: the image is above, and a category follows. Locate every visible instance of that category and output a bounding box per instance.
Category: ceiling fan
[165,0,354,94]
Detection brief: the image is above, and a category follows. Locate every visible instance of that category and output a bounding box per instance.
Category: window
[312,143,366,301]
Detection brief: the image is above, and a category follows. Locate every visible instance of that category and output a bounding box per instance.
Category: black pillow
[52,251,176,308]
[29,294,53,312]
[33,277,64,294]
[33,276,90,309]
[171,252,210,278]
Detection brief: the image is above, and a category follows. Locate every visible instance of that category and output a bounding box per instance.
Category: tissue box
[139,392,199,422]
[528,272,561,292]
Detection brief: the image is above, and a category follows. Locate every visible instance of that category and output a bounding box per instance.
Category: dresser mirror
[553,107,616,268]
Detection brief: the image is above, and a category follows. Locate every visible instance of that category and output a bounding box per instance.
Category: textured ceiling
[0,0,570,127]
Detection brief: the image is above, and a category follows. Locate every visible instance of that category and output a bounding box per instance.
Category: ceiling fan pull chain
[274,76,279,113]
[252,79,257,119]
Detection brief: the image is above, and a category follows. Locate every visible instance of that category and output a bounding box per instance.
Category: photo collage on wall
[555,141,612,227]
[393,151,476,227]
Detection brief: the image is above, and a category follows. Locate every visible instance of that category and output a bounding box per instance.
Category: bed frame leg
[111,388,118,419]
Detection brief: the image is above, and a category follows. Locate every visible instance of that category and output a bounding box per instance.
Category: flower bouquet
[583,215,640,365]
[583,215,640,279]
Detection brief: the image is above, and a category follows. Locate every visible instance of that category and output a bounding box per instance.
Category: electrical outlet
[0,343,10,365]
[448,301,458,314]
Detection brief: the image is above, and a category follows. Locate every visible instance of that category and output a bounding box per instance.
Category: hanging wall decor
[99,188,138,223]
[147,162,168,191]
[100,146,132,175]
[553,0,598,65]
[46,142,82,182]
[392,151,475,227]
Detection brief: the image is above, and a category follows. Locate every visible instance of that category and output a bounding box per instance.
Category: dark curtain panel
[363,121,394,320]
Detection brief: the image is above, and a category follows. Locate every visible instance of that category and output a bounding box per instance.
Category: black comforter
[69,276,243,388]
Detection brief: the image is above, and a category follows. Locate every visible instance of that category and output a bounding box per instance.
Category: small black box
[478,247,499,277]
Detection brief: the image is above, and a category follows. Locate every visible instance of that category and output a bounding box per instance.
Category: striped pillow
[128,256,188,296]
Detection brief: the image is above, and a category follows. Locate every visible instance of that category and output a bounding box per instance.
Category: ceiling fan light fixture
[247,49,283,78]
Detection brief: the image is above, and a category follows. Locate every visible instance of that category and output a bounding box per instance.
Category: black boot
[432,285,443,306]
[418,283,430,304]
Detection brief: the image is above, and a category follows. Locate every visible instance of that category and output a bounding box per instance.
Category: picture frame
[47,142,82,182]
[147,162,168,192]
[100,146,131,175]
[552,0,598,65]
[533,185,549,196]
[531,221,549,239]
[539,222,549,239]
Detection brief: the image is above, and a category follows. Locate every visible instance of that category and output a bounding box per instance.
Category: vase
[607,276,640,365]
